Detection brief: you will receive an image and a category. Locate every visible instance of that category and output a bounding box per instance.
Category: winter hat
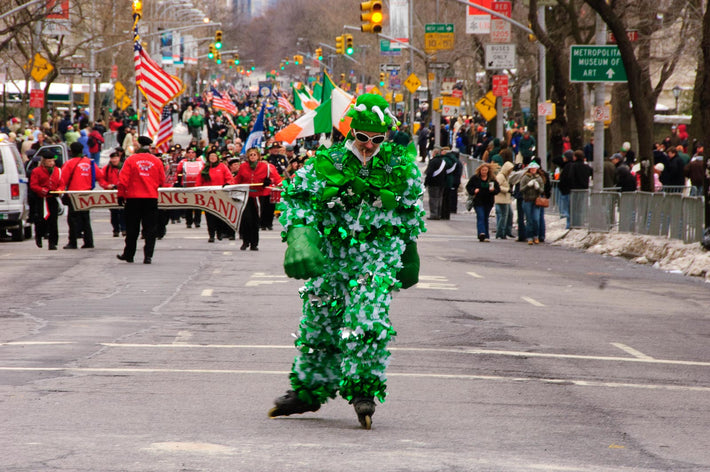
[611,153,623,161]
[621,142,631,152]
[345,93,399,133]
[528,161,540,169]
[632,164,641,174]
[654,163,665,172]
[563,150,574,160]
[137,136,153,147]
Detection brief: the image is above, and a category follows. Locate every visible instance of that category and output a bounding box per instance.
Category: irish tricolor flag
[274,85,355,144]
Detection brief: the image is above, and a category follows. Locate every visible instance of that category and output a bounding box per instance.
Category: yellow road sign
[27,53,54,82]
[442,96,461,107]
[117,94,132,110]
[394,93,404,103]
[369,86,382,96]
[114,81,127,99]
[475,91,497,122]
[404,73,421,94]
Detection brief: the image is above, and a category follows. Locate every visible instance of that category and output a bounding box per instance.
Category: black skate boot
[268,390,320,418]
[351,397,375,430]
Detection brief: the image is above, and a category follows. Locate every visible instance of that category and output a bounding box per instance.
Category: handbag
[535,196,550,208]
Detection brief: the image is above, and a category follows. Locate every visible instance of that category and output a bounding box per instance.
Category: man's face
[247,150,260,163]
[352,129,386,159]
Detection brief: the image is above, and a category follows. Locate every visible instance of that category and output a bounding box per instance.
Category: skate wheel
[267,406,279,418]
[361,415,372,430]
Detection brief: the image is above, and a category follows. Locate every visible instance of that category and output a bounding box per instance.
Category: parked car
[0,134,32,241]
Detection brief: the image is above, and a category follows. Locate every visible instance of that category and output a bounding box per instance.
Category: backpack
[88,135,96,148]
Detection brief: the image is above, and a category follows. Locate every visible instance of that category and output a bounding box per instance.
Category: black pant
[258,195,275,229]
[122,198,159,261]
[35,198,59,247]
[185,209,201,226]
[205,212,224,239]
[110,208,126,233]
[239,197,260,248]
[66,200,93,246]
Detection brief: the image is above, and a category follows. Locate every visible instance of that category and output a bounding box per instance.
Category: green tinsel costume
[278,94,426,406]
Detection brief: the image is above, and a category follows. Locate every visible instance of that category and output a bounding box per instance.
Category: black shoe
[195,224,200,228]
[113,232,119,237]
[143,258,152,264]
[266,226,273,230]
[35,238,42,248]
[478,233,486,242]
[208,237,215,243]
[63,244,77,249]
[240,242,249,250]
[268,390,320,418]
[48,245,57,250]
[228,235,236,240]
[352,397,376,430]
[81,244,94,249]
[116,254,134,263]
[121,231,126,236]
[250,245,258,251]
[186,224,192,228]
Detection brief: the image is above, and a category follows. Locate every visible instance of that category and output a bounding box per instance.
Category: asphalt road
[1,201,709,472]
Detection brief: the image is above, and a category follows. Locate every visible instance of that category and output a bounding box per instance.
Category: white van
[0,134,31,241]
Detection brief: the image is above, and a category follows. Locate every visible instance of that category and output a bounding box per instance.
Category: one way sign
[485,44,516,70]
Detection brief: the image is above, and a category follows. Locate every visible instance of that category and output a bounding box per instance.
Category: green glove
[396,241,420,289]
[284,226,326,279]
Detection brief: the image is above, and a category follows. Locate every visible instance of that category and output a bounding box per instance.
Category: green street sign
[425,23,454,33]
[570,45,627,83]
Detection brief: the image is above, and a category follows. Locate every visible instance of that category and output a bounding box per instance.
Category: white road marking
[173,331,193,344]
[212,269,222,274]
[0,366,707,392]
[222,251,232,255]
[251,272,287,278]
[522,296,545,307]
[416,275,457,290]
[200,289,213,297]
[245,280,289,287]
[467,271,484,279]
[611,342,654,360]
[4,342,708,368]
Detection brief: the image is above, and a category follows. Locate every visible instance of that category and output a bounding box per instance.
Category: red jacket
[30,165,63,198]
[196,163,234,186]
[235,161,282,197]
[61,157,100,191]
[88,129,104,154]
[99,164,121,189]
[117,152,166,199]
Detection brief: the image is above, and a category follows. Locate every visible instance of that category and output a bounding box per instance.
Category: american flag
[210,87,238,116]
[133,18,183,138]
[155,105,173,153]
[278,93,295,113]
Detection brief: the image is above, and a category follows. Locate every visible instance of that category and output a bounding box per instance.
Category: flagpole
[132,3,142,134]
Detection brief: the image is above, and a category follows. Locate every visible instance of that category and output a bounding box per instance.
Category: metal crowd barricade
[589,191,619,232]
[550,180,560,213]
[635,192,654,235]
[103,131,118,150]
[682,196,704,243]
[569,189,589,229]
[461,154,483,180]
[618,192,637,233]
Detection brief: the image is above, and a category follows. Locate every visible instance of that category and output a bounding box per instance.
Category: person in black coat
[424,147,447,220]
[466,162,500,241]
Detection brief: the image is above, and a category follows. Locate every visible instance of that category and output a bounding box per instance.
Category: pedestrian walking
[61,142,100,249]
[29,150,62,250]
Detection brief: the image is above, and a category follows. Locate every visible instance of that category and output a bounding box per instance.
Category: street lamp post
[672,85,681,114]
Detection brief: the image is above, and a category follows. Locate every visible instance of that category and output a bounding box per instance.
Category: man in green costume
[268,94,426,429]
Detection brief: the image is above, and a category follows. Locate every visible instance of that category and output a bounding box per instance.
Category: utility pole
[592,15,606,192]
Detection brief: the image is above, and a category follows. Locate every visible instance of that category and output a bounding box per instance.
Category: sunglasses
[354,132,386,144]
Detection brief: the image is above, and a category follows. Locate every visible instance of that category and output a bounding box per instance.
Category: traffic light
[360,1,383,33]
[280,62,285,70]
[234,53,240,65]
[208,44,215,59]
[527,23,536,42]
[345,34,354,55]
[215,52,222,64]
[335,35,344,55]
[214,30,223,49]
[293,55,299,65]
[315,48,323,61]
[293,55,303,65]
[341,73,346,81]
[379,72,386,87]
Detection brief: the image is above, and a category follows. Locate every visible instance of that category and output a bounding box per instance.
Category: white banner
[62,185,253,231]
[389,0,409,43]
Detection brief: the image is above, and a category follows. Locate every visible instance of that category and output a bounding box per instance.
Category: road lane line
[611,342,654,360]
[522,296,545,307]
[5,342,709,367]
[222,252,232,255]
[467,272,484,279]
[200,289,213,297]
[0,366,707,392]
[0,342,74,346]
